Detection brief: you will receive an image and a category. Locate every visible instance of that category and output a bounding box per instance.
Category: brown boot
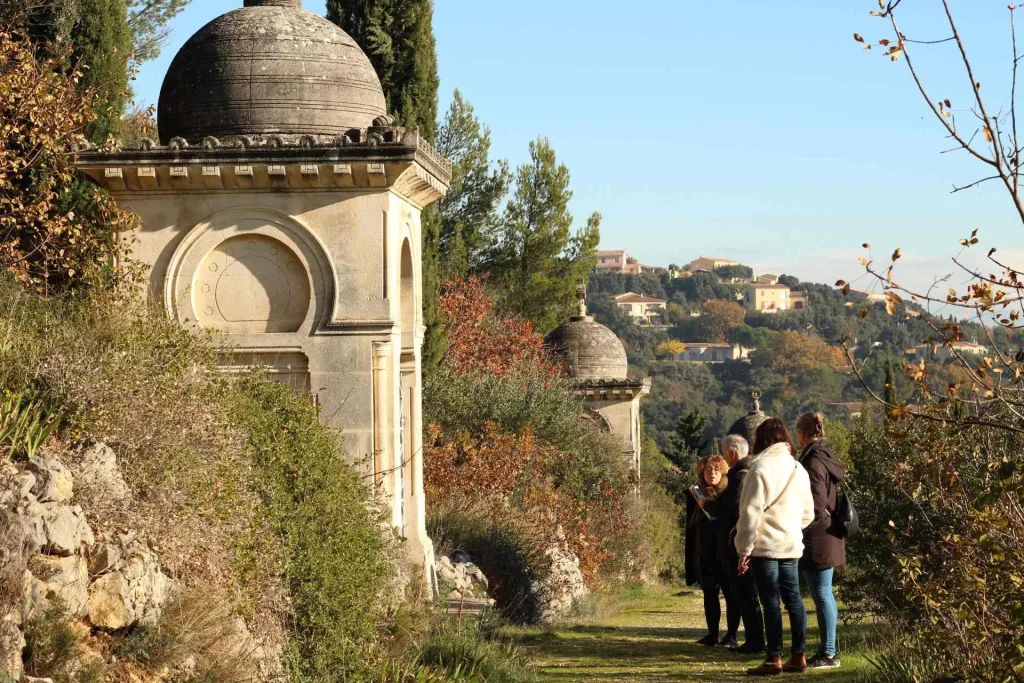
[783,653,808,673]
[747,655,784,676]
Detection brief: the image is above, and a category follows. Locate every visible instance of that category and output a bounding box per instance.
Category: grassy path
[511,587,874,682]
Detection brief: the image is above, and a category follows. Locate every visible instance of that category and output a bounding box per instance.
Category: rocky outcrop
[0,447,172,680]
[535,545,589,623]
[436,552,491,602]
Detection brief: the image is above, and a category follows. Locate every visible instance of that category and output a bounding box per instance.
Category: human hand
[695,496,707,509]
[738,555,750,576]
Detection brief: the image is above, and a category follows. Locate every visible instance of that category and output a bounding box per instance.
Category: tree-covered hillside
[587,269,1015,455]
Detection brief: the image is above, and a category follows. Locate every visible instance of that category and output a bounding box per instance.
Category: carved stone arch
[164,207,336,334]
[579,408,613,433]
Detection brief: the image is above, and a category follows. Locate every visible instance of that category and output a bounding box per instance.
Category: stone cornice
[571,377,652,401]
[74,127,451,207]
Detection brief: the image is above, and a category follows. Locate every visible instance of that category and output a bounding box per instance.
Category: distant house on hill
[843,287,888,304]
[757,273,780,285]
[595,250,655,275]
[675,343,752,363]
[613,292,667,325]
[742,283,809,313]
[906,341,989,361]
[688,256,737,273]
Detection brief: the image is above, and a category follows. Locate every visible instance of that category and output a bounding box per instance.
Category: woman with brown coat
[796,413,846,670]
[685,455,740,647]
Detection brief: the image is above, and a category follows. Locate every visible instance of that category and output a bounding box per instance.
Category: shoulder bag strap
[765,464,799,512]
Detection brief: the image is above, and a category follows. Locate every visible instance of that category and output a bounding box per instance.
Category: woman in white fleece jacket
[735,418,814,676]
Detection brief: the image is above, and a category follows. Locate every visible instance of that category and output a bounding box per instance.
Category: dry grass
[115,588,263,682]
[0,281,290,662]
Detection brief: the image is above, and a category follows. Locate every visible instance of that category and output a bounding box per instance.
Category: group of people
[684,412,846,675]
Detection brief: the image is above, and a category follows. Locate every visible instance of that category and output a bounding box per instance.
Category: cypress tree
[326,0,443,371]
[75,0,132,142]
[1,0,133,143]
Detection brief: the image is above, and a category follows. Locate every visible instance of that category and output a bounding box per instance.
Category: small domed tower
[76,0,451,585]
[546,285,651,478]
[727,391,768,451]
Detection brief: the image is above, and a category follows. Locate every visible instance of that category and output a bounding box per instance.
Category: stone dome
[157,0,387,144]
[727,392,768,450]
[545,290,628,381]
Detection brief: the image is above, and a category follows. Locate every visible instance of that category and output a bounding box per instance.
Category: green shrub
[416,628,535,683]
[843,411,1024,680]
[425,366,624,505]
[225,372,394,681]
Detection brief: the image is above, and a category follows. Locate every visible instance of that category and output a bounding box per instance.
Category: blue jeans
[752,558,806,657]
[803,568,838,656]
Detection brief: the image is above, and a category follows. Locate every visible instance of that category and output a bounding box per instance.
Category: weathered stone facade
[76,0,450,585]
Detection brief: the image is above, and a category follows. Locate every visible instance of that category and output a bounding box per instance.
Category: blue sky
[133,1,1024,297]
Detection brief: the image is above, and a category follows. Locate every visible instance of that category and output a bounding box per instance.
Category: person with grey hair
[703,434,765,654]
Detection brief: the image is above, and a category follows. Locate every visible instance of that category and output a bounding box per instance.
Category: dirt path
[513,587,873,682]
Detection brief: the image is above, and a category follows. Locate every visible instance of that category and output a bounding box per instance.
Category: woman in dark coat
[685,455,740,647]
[795,413,846,669]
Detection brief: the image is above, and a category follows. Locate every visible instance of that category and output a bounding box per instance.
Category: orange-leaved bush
[424,422,624,582]
[426,277,633,600]
[438,276,562,378]
[0,30,137,292]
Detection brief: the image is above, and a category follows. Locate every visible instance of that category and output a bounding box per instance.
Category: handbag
[827,484,858,539]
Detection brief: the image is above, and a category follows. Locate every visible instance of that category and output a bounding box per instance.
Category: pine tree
[435,90,512,277]
[489,137,601,333]
[127,0,190,63]
[666,409,710,471]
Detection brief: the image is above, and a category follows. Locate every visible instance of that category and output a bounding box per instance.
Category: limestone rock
[73,441,130,503]
[37,503,93,557]
[0,611,24,681]
[88,571,131,630]
[24,677,54,683]
[536,545,589,623]
[88,542,121,578]
[31,555,89,617]
[27,454,73,504]
[14,472,36,501]
[86,545,170,630]
[436,553,490,600]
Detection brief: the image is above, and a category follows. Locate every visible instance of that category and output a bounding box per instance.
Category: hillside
[586,268,1013,457]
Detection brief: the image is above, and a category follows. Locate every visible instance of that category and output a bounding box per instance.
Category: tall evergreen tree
[1,0,133,143]
[435,89,511,277]
[489,137,601,333]
[326,0,438,136]
[75,0,133,142]
[884,351,898,407]
[326,0,444,371]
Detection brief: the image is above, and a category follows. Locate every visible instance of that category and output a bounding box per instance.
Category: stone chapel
[75,0,452,582]
[545,287,651,478]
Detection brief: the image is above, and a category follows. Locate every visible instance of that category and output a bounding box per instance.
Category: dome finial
[244,0,302,8]
[576,282,588,317]
[750,390,762,414]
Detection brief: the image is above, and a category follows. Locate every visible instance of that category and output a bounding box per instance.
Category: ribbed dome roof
[545,290,628,381]
[157,0,387,144]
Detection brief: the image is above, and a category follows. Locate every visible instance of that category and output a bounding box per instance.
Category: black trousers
[723,555,765,647]
[699,573,740,638]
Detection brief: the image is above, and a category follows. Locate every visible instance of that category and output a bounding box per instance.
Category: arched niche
[165,208,335,333]
[399,238,415,352]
